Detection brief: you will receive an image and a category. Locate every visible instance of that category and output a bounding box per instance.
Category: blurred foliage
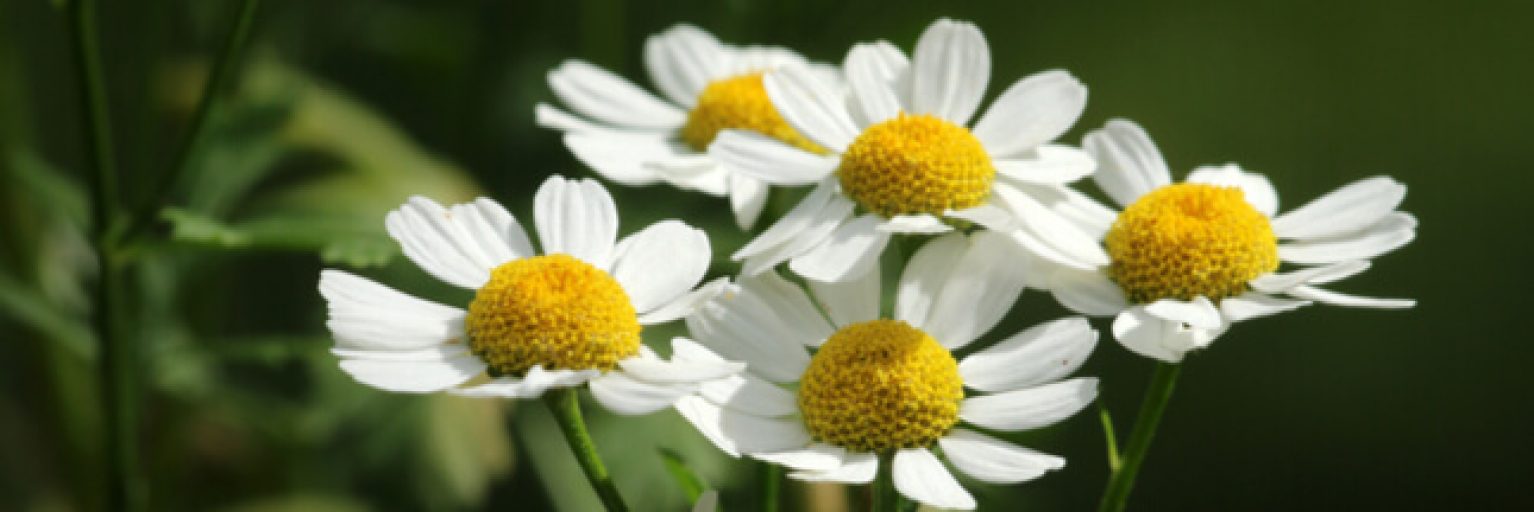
[1,0,1531,511]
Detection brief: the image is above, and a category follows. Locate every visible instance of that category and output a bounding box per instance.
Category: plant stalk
[871,450,896,511]
[1097,362,1183,512]
[543,388,630,512]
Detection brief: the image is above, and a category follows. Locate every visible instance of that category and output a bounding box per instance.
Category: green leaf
[162,208,397,267]
[659,448,709,503]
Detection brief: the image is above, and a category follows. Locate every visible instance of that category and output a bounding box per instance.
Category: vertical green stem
[122,0,262,241]
[760,460,781,512]
[1097,362,1183,512]
[68,0,135,509]
[871,451,896,512]
[1098,399,1123,472]
[543,389,630,512]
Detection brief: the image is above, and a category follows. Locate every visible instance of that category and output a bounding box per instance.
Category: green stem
[761,460,780,512]
[543,389,630,512]
[1098,399,1122,472]
[1097,363,1183,512]
[871,451,896,512]
[67,0,137,510]
[122,0,261,242]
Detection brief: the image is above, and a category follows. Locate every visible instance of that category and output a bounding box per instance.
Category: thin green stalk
[543,389,630,512]
[871,451,896,512]
[122,0,261,242]
[67,0,137,510]
[1098,399,1122,472]
[760,460,780,512]
[1097,362,1183,512]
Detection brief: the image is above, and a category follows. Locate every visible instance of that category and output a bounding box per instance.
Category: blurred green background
[2,0,1529,510]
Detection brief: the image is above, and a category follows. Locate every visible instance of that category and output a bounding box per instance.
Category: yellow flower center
[797,320,963,452]
[838,113,996,218]
[465,254,641,377]
[1105,183,1280,303]
[681,72,825,154]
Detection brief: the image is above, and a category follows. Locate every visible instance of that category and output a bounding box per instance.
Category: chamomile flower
[319,175,742,414]
[1033,119,1417,362]
[676,231,1100,510]
[537,24,837,230]
[714,18,1097,282]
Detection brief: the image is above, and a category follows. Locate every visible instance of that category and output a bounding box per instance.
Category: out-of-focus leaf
[424,395,514,506]
[6,150,86,227]
[660,448,709,502]
[0,272,94,359]
[162,208,396,267]
[219,494,369,512]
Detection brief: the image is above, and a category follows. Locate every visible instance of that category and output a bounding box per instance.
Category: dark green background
[1,0,1529,510]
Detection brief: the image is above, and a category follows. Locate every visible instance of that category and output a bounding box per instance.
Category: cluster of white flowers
[320,18,1414,510]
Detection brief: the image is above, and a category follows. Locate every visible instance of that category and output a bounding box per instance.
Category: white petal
[673,395,812,455]
[921,231,1030,349]
[960,317,1098,393]
[590,370,695,415]
[741,197,855,277]
[562,132,676,186]
[959,377,1098,432]
[808,259,881,328]
[789,452,878,484]
[992,183,1111,269]
[1084,119,1172,208]
[643,24,725,107]
[685,282,817,383]
[763,65,859,152]
[789,214,890,283]
[1286,285,1416,309]
[729,173,770,231]
[1250,261,1371,293]
[843,41,907,126]
[909,19,990,126]
[647,157,730,196]
[1219,292,1311,322]
[878,214,954,234]
[698,372,799,417]
[639,277,731,325]
[973,70,1088,157]
[708,130,837,185]
[752,443,846,472]
[335,346,485,394]
[1186,164,1279,217]
[319,270,466,351]
[612,220,710,313]
[733,180,835,260]
[548,60,687,129]
[1272,176,1407,240]
[617,357,743,385]
[741,271,838,345]
[939,428,1065,484]
[385,196,533,289]
[721,46,812,76]
[1009,182,1116,239]
[1278,212,1417,264]
[1048,266,1128,317]
[895,232,967,326]
[1143,297,1224,330]
[534,176,619,268]
[1111,307,1225,362]
[536,103,670,135]
[893,447,976,510]
[450,366,599,398]
[994,145,1097,185]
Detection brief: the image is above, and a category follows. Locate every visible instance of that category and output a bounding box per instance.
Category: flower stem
[543,388,630,512]
[1098,399,1123,472]
[67,0,138,509]
[761,460,781,512]
[871,450,896,511]
[122,0,262,242]
[1097,362,1183,512]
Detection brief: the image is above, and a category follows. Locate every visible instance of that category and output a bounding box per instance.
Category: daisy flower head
[1039,118,1417,362]
[318,175,742,414]
[717,18,1098,283]
[677,231,1100,510]
[538,24,838,230]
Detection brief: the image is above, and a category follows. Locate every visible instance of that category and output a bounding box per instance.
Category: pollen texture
[1105,183,1279,303]
[837,113,995,218]
[797,320,963,452]
[465,254,641,377]
[681,72,824,154]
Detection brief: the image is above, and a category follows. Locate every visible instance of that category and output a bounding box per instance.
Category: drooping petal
[1285,285,1416,309]
[788,452,878,484]
[892,447,976,510]
[1219,292,1311,322]
[939,428,1065,484]
[1250,261,1371,293]
[730,173,770,231]
[751,443,847,472]
[450,366,599,398]
[673,395,814,456]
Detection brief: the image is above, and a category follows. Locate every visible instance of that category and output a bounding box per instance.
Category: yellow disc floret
[838,113,995,218]
[681,72,824,154]
[465,254,641,377]
[1105,183,1280,304]
[797,320,963,452]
